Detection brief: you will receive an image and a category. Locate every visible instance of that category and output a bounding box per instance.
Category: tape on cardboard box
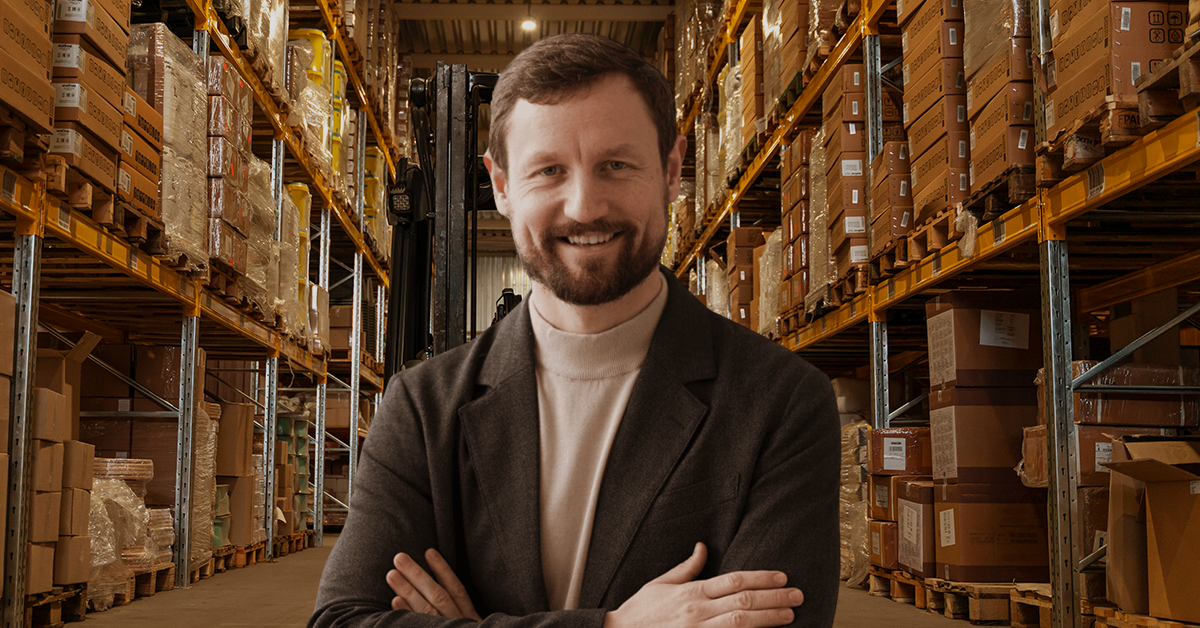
[52,35,124,109]
[0,46,54,134]
[119,124,160,182]
[0,9,52,81]
[48,122,118,192]
[966,39,1034,117]
[904,58,966,127]
[52,0,128,70]
[122,87,162,151]
[52,80,121,152]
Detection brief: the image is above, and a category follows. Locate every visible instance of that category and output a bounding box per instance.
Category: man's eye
[608,161,627,170]
[539,166,560,176]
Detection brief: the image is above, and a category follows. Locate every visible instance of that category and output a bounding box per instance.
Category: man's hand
[387,548,482,620]
[604,542,803,628]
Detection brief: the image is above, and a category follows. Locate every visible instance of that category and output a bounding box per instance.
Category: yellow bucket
[285,183,311,235]
[331,137,343,174]
[332,102,344,139]
[364,177,382,209]
[288,29,329,87]
[333,61,347,101]
[365,147,385,180]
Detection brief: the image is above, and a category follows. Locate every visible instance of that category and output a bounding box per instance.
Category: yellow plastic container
[333,61,347,101]
[331,137,343,174]
[364,147,385,180]
[285,183,312,236]
[364,177,382,210]
[332,101,344,139]
[288,29,329,87]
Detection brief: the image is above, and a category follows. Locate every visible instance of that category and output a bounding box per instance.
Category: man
[310,33,840,628]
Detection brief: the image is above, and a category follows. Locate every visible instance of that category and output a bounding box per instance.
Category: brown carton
[53,535,90,584]
[122,86,163,150]
[1048,0,1109,45]
[871,175,914,220]
[903,21,966,95]
[912,132,970,196]
[51,0,128,69]
[0,8,52,81]
[825,92,867,122]
[869,474,923,521]
[59,488,89,536]
[61,440,93,489]
[872,142,912,181]
[0,46,54,134]
[52,36,124,108]
[117,161,160,218]
[830,207,868,252]
[868,427,933,475]
[834,237,868,279]
[929,385,1038,484]
[896,479,937,577]
[824,120,869,158]
[791,200,810,235]
[220,475,258,546]
[1038,361,1199,427]
[119,124,161,183]
[34,335,99,438]
[870,520,900,570]
[909,94,968,162]
[904,58,966,127]
[826,173,867,219]
[870,209,914,256]
[898,0,964,27]
[967,42,1035,118]
[49,123,118,193]
[29,490,62,543]
[32,388,70,443]
[2,0,52,38]
[53,79,122,152]
[32,440,64,492]
[925,291,1043,390]
[216,402,254,477]
[27,543,54,594]
[1019,424,1178,488]
[933,482,1049,582]
[969,125,1034,191]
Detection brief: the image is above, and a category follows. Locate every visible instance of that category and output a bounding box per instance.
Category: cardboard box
[53,80,122,152]
[969,125,1034,190]
[27,543,54,594]
[904,59,967,127]
[934,482,1049,582]
[53,535,89,585]
[1020,425,1177,488]
[870,474,923,521]
[872,142,912,182]
[925,291,1043,390]
[32,440,64,492]
[3,0,53,38]
[967,40,1035,118]
[828,151,867,183]
[32,388,70,443]
[220,475,258,546]
[122,87,163,150]
[61,440,93,489]
[911,132,970,198]
[51,0,128,69]
[827,174,867,219]
[35,335,99,438]
[903,21,966,94]
[0,46,54,134]
[0,8,52,81]
[1039,361,1199,427]
[791,201,809,235]
[216,402,254,477]
[871,175,914,220]
[929,385,1038,484]
[870,520,900,570]
[970,79,1035,134]
[1079,486,1109,555]
[1048,0,1110,45]
[52,36,124,108]
[49,123,118,193]
[824,121,869,159]
[120,124,161,183]
[728,264,753,290]
[825,92,867,122]
[834,237,869,279]
[829,64,865,97]
[896,479,937,577]
[830,207,869,252]
[1103,437,1200,623]
[911,163,970,223]
[30,490,62,543]
[59,488,89,536]
[909,95,968,163]
[118,160,161,218]
[870,208,914,256]
[132,345,206,408]
[868,427,933,475]
[899,0,964,28]
[91,0,130,35]
[728,227,765,248]
[209,218,249,275]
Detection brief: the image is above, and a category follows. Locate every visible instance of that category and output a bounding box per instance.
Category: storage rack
[671,1,1200,628]
[1,0,392,621]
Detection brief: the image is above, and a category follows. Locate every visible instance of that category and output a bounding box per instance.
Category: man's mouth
[562,232,617,246]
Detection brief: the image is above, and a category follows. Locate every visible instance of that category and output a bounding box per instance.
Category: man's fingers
[703,608,795,628]
[707,588,804,615]
[652,542,707,585]
[700,570,790,600]
[391,596,414,612]
[386,568,439,615]
[425,549,480,620]
[391,555,459,616]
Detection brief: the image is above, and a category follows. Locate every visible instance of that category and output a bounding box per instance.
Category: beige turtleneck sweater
[527,272,669,611]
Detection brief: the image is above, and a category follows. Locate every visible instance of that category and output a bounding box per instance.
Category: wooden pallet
[27,584,87,627]
[1009,584,1115,628]
[211,544,235,574]
[869,235,912,279]
[44,157,116,218]
[1135,33,1200,132]
[924,579,1014,625]
[232,541,267,568]
[907,205,964,261]
[961,164,1036,222]
[0,105,50,179]
[116,562,175,604]
[272,531,311,557]
[830,268,868,306]
[1037,97,1143,187]
[1094,609,1200,628]
[868,566,928,608]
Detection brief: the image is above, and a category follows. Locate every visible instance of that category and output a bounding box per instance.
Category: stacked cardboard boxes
[1043,0,1185,142]
[869,141,914,259]
[926,291,1048,582]
[0,0,54,137]
[865,427,933,575]
[902,0,969,224]
[740,20,765,148]
[962,0,1035,193]
[780,132,813,319]
[207,57,254,278]
[117,88,164,220]
[780,0,810,95]
[822,66,870,281]
[217,402,264,547]
[728,227,766,328]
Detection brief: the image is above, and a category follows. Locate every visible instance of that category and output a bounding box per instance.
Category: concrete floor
[80,536,957,627]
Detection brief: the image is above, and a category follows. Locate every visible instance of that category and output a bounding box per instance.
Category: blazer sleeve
[308,375,607,628]
[716,367,842,628]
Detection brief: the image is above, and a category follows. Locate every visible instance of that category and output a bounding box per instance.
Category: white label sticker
[53,44,85,69]
[121,130,133,155]
[1121,7,1131,30]
[993,217,1006,245]
[54,83,86,109]
[957,71,964,89]
[927,309,957,386]
[124,91,137,116]
[900,180,909,197]
[850,245,869,263]
[1191,480,1200,495]
[897,0,903,13]
[875,483,889,508]
[852,189,860,204]
[1019,129,1029,150]
[967,89,974,112]
[900,144,908,160]
[904,102,910,125]
[979,310,1030,349]
[933,250,943,276]
[50,128,83,157]
[118,168,131,193]
[852,100,860,116]
[853,71,861,86]
[872,531,881,555]
[939,509,956,547]
[959,140,968,159]
[1051,11,1060,39]
[931,406,958,480]
[903,64,911,86]
[847,216,866,234]
[958,105,966,123]
[842,159,863,177]
[883,437,907,471]
[970,164,976,186]
[949,26,958,46]
[1087,163,1106,199]
[901,211,911,227]
[1046,102,1056,130]
[971,128,977,150]
[56,0,94,25]
[898,499,923,571]
[960,173,969,191]
[850,122,858,135]
[1023,102,1033,121]
[1095,442,1113,473]
[128,248,138,271]
[1132,62,1142,84]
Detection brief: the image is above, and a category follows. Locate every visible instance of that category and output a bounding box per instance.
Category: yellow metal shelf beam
[675,0,890,279]
[783,295,869,351]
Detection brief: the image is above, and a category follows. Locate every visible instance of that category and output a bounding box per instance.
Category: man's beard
[517,214,667,307]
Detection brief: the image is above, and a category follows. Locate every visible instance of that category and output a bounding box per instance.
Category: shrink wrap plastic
[244,157,280,324]
[1034,363,1200,426]
[253,454,268,544]
[839,420,870,580]
[758,229,783,335]
[86,488,129,611]
[130,24,209,275]
[244,0,288,98]
[721,65,743,183]
[94,458,154,498]
[148,508,176,565]
[705,258,729,319]
[286,43,310,106]
[689,268,700,295]
[963,0,1030,79]
[277,194,303,338]
[845,500,871,586]
[91,478,157,576]
[695,115,709,229]
[190,404,216,570]
[292,81,334,183]
[807,0,839,72]
[805,127,830,313]
[763,0,783,112]
[674,0,721,118]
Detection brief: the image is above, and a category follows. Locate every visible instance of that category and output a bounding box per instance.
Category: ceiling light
[522,18,536,30]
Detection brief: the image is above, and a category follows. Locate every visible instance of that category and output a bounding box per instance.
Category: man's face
[486,73,685,306]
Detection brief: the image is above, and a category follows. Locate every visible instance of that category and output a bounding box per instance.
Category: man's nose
[562,173,608,224]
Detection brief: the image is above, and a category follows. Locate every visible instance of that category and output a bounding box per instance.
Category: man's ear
[666,135,688,200]
[483,150,510,218]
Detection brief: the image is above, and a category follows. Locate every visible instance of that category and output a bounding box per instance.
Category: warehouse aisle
[81,535,337,627]
[80,532,954,627]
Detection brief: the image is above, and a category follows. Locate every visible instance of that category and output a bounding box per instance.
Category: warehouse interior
[2,0,1200,625]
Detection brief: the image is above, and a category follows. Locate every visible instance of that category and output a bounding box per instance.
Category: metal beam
[1075,248,1200,314]
[396,3,672,22]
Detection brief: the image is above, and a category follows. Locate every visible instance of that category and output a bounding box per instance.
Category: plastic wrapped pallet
[807,0,839,71]
[721,64,743,184]
[704,114,722,212]
[91,478,156,574]
[94,458,155,498]
[758,229,784,335]
[244,0,287,99]
[190,404,216,570]
[86,486,132,612]
[129,24,209,275]
[241,156,280,323]
[805,126,830,313]
[845,499,870,586]
[839,420,870,580]
[763,0,784,113]
[292,80,334,183]
[148,508,175,565]
[963,0,1030,79]
[276,194,303,338]
[705,258,730,319]
[694,115,709,229]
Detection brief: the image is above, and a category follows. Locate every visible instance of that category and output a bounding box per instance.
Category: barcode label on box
[959,140,968,159]
[118,168,131,194]
[121,131,133,155]
[970,129,977,151]
[872,532,881,555]
[1045,102,1056,130]
[1023,102,1033,121]
[849,123,858,135]
[901,211,910,227]
[54,44,85,69]
[875,484,888,508]
[932,251,942,276]
[957,105,965,123]
[1191,480,1200,495]
[949,26,958,46]
[1019,129,1029,150]
[900,180,909,196]
[853,71,861,86]
[852,189,860,204]
[50,129,83,157]
[1087,164,1105,199]
[980,310,1030,349]
[883,437,907,470]
[993,217,1006,245]
[931,406,958,480]
[1131,62,1141,83]
[56,0,94,25]
[966,89,973,112]
[847,216,866,234]
[852,101,860,116]
[843,159,863,176]
[128,248,139,270]
[969,164,976,187]
[1121,7,1131,30]
[939,509,956,547]
[1095,442,1113,472]
[851,245,868,263]
[904,103,910,124]
[124,91,137,116]
[54,83,86,109]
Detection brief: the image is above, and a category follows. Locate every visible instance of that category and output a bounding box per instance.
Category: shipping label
[979,310,1030,349]
[846,216,866,234]
[850,245,868,264]
[54,83,87,109]
[1191,480,1200,495]
[54,44,86,69]
[842,159,864,177]
[883,437,908,471]
[939,508,956,547]
[875,483,889,509]
[872,531,881,555]
[927,309,957,386]
[55,0,95,26]
[50,128,83,157]
[1094,442,1112,473]
[898,499,923,570]
[930,406,958,480]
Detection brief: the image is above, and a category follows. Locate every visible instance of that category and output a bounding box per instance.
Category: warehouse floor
[80,536,956,627]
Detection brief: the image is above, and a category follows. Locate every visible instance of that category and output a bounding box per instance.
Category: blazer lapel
[458,303,550,612]
[577,270,717,608]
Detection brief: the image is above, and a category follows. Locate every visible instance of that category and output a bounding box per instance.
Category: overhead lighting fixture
[522,2,536,31]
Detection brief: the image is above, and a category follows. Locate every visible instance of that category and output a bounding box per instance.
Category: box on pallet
[896,479,936,578]
[925,291,1042,390]
[117,161,160,218]
[929,385,1038,484]
[0,46,54,134]
[121,124,162,183]
[1036,361,1200,426]
[903,20,965,93]
[49,123,119,193]
[52,36,124,109]
[868,427,932,476]
[869,520,899,570]
[122,87,163,151]
[1,8,52,81]
[52,0,128,70]
[934,482,1049,582]
[966,38,1034,119]
[908,95,968,163]
[904,59,966,127]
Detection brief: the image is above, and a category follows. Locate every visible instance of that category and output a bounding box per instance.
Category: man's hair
[489,33,676,173]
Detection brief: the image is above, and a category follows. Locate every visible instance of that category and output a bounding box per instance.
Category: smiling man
[310,34,840,628]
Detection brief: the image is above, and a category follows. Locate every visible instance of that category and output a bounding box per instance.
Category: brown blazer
[310,268,841,627]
